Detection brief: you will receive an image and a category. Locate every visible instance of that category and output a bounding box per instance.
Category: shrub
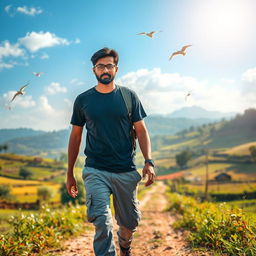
[166,193,256,255]
[0,204,87,255]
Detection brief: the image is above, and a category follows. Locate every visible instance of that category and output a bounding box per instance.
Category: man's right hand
[66,174,78,198]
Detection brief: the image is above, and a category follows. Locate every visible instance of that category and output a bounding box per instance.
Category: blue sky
[1,0,256,131]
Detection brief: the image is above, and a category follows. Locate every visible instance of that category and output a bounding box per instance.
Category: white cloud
[4,5,43,16]
[0,41,25,70]
[64,98,72,107]
[70,78,85,86]
[241,67,256,97]
[0,41,24,59]
[0,63,14,69]
[242,67,256,83]
[0,94,72,131]
[4,5,12,14]
[74,38,81,44]
[0,31,76,70]
[118,68,253,114]
[40,53,49,59]
[19,31,70,52]
[46,82,67,95]
[17,6,43,16]
[1,91,35,108]
[38,96,54,113]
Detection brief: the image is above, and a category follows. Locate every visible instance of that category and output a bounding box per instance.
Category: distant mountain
[0,128,46,144]
[2,129,70,156]
[145,116,215,136]
[150,108,256,153]
[167,106,236,120]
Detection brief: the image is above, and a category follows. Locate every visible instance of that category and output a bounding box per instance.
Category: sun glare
[187,0,255,63]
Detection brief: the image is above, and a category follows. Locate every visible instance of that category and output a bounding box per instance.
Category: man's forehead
[96,56,114,64]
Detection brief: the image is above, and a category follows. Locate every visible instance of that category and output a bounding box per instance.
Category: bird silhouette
[4,104,12,110]
[10,81,30,102]
[169,45,192,60]
[136,31,162,38]
[185,91,192,101]
[32,72,44,77]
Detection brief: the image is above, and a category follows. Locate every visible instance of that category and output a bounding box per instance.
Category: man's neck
[95,82,115,93]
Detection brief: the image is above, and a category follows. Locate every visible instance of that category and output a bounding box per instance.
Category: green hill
[0,128,46,144]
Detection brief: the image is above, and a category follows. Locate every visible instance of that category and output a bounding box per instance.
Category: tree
[249,146,256,162]
[189,126,195,132]
[19,167,32,180]
[37,186,54,202]
[0,185,11,200]
[0,144,8,152]
[175,149,192,169]
[197,127,204,136]
[210,126,217,135]
[60,179,85,205]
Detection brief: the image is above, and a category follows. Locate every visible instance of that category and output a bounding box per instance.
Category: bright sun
[187,0,255,62]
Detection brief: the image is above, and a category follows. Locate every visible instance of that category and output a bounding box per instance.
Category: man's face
[93,56,118,85]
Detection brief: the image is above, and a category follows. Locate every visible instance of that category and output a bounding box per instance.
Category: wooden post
[204,149,209,201]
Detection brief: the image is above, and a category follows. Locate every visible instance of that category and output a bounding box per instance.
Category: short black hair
[91,47,119,66]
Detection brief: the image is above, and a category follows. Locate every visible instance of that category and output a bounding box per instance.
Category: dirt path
[49,181,210,256]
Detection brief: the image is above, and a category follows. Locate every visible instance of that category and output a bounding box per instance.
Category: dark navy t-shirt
[70,85,147,173]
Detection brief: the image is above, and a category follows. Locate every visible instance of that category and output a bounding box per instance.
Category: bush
[0,204,87,255]
[166,193,256,255]
[19,167,32,180]
[0,185,11,200]
[37,186,54,202]
[60,179,85,205]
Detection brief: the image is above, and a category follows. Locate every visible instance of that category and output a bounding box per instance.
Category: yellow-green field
[0,176,41,185]
[220,141,256,156]
[160,138,198,151]
[184,182,256,194]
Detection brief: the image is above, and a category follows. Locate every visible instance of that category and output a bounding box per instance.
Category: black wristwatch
[144,159,155,167]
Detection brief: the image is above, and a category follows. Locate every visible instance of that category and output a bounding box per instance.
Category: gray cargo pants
[82,166,142,256]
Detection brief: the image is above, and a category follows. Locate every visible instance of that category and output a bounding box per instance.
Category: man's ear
[92,67,96,74]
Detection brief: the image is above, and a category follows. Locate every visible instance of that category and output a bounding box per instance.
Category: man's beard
[95,73,115,85]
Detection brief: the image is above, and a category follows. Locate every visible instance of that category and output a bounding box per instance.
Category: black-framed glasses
[94,64,116,71]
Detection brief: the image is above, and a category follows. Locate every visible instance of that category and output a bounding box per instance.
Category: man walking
[66,47,155,256]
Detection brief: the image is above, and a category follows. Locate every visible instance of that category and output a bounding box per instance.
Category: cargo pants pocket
[85,193,96,222]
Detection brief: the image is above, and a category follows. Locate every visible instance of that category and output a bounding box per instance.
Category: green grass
[223,199,256,219]
[166,191,256,256]
[0,209,37,235]
[0,204,88,255]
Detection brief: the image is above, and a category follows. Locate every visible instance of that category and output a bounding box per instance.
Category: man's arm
[66,125,83,198]
[133,119,156,186]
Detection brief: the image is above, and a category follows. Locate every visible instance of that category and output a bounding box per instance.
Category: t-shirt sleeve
[70,97,86,127]
[131,91,147,123]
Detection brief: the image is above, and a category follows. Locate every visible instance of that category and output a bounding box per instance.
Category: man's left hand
[142,164,156,187]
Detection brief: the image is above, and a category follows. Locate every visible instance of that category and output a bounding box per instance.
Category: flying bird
[32,72,44,77]
[10,81,30,102]
[1,103,11,110]
[185,91,192,101]
[4,104,12,110]
[169,45,192,60]
[136,31,162,38]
